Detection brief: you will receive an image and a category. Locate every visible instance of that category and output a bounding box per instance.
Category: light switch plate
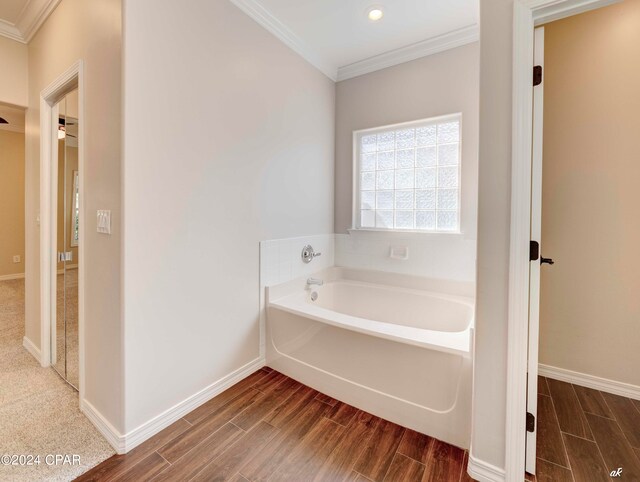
[97,210,111,234]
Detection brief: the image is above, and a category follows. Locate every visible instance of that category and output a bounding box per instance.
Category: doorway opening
[508,0,640,480]
[39,61,85,397]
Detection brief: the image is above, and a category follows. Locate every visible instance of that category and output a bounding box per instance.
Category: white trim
[540,364,640,401]
[80,399,126,454]
[352,113,462,234]
[0,272,25,281]
[22,336,41,362]
[17,0,62,43]
[0,19,24,42]
[525,26,545,475]
[337,24,479,82]
[227,0,337,80]
[531,0,622,25]
[467,453,506,482]
[81,357,265,454]
[227,0,479,83]
[121,357,265,453]
[39,61,84,375]
[505,4,535,477]
[505,1,620,480]
[0,0,61,43]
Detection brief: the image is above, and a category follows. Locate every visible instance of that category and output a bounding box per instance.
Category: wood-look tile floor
[75,367,475,482]
[527,376,640,482]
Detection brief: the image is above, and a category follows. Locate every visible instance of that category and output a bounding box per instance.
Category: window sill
[348,228,464,237]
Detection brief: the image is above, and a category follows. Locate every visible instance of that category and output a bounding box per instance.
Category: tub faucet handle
[301,245,321,263]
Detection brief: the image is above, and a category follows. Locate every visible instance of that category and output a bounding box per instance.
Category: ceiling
[1,0,478,78]
[0,0,28,25]
[0,0,61,43]
[230,0,479,81]
[0,104,25,133]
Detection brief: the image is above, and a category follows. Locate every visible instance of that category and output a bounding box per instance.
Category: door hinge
[530,241,539,261]
[533,65,543,86]
[526,412,536,432]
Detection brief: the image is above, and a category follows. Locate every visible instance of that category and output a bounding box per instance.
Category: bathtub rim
[267,267,475,358]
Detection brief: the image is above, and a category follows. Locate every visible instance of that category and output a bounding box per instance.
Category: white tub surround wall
[259,234,334,357]
[260,235,335,287]
[266,267,474,448]
[336,231,476,284]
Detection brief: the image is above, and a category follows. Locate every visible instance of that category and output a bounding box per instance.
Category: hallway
[0,279,113,482]
[529,376,640,481]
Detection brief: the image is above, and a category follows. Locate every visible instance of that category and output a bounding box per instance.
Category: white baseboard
[80,356,265,454]
[467,453,506,482]
[121,356,265,453]
[22,336,42,364]
[539,364,640,401]
[0,272,25,281]
[80,399,126,454]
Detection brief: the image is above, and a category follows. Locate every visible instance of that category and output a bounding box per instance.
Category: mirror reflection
[52,88,79,389]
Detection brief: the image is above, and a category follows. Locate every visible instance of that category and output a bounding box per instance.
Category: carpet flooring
[0,278,114,482]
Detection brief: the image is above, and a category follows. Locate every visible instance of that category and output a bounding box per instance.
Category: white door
[525,26,546,475]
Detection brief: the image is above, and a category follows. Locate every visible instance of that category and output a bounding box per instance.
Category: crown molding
[336,24,479,82]
[528,0,621,25]
[0,0,61,43]
[0,18,23,42]
[228,0,338,81]
[18,0,62,42]
[226,1,479,83]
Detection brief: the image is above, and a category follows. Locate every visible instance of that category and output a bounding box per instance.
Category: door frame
[506,0,620,480]
[524,25,544,474]
[39,60,85,399]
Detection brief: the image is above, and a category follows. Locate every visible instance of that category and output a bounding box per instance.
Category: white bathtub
[266,267,474,448]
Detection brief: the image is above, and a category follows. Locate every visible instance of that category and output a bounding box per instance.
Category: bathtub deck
[75,367,474,481]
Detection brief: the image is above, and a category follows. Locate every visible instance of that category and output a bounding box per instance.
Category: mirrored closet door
[52,88,80,389]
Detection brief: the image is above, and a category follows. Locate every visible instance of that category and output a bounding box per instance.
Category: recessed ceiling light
[367,7,384,21]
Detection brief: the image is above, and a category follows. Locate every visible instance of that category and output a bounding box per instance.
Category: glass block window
[355,115,461,232]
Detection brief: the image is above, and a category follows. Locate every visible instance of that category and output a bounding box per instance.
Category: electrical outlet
[12,255,20,263]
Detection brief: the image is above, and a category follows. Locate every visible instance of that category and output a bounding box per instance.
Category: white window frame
[352,113,463,234]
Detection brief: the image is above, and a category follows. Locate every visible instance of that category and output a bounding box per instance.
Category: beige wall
[540,0,640,386]
[122,0,334,432]
[0,130,25,277]
[0,36,28,107]
[334,43,479,239]
[25,0,123,431]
